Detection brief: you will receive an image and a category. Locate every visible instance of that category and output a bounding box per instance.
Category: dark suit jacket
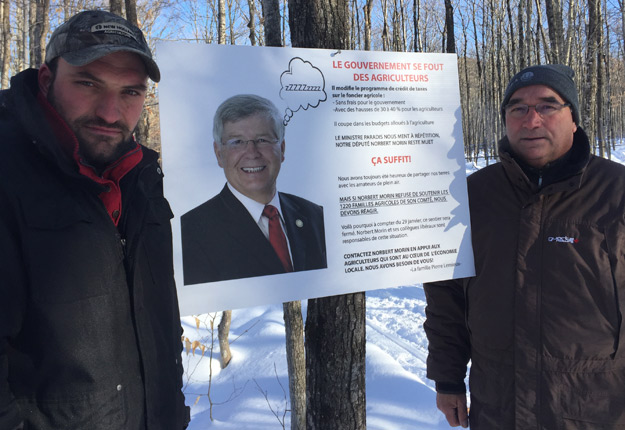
[180,184,327,285]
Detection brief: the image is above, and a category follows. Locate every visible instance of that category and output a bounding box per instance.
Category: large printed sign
[157,43,475,315]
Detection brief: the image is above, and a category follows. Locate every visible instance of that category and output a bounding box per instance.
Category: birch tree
[1,0,11,88]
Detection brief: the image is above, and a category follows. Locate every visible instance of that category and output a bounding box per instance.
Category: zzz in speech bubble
[280,57,327,126]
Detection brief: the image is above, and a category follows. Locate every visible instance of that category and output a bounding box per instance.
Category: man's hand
[436,392,469,428]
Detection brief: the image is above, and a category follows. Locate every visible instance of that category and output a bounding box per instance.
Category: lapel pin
[296,219,304,228]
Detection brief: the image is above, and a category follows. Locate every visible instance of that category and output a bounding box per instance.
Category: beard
[70,116,136,170]
[47,82,137,171]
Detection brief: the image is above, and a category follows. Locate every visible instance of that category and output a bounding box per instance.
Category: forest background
[1,0,624,427]
[1,0,624,162]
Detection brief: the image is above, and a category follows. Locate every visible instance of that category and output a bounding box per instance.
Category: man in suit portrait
[180,94,327,285]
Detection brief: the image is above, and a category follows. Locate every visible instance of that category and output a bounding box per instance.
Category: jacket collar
[4,69,80,176]
[498,128,591,194]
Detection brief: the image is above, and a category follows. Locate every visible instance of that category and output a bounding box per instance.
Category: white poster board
[157,43,474,315]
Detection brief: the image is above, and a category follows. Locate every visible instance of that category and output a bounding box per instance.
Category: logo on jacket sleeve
[547,236,579,244]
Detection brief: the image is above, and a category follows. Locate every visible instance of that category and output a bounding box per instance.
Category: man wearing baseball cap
[0,10,189,429]
[424,64,625,428]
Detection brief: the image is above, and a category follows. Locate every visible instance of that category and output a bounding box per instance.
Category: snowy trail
[183,286,451,429]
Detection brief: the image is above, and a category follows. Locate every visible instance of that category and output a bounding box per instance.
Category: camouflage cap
[45,10,160,82]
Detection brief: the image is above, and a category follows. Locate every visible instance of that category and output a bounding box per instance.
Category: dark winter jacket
[0,69,190,429]
[424,128,625,429]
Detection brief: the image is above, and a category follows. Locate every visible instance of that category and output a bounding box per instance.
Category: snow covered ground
[181,285,448,430]
[182,143,625,429]
[183,285,449,430]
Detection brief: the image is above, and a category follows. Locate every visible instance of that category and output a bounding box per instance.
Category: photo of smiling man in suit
[180,94,327,285]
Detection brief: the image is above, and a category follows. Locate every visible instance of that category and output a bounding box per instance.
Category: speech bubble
[280,57,327,126]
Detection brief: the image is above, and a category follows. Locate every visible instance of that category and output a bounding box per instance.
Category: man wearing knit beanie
[501,64,580,125]
[424,64,625,429]
[499,64,580,171]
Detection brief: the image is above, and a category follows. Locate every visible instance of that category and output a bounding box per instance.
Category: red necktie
[263,205,294,272]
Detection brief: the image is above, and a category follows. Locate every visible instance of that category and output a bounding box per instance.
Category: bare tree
[363,0,373,50]
[218,310,233,368]
[16,0,28,72]
[545,0,565,63]
[305,293,366,429]
[583,0,601,145]
[1,0,11,89]
[287,3,366,426]
[247,0,257,45]
[260,4,307,427]
[505,0,517,72]
[262,0,282,46]
[110,0,122,16]
[283,301,306,430]
[444,0,454,53]
[596,12,605,157]
[211,0,235,372]
[30,0,49,68]
[381,0,389,50]
[413,0,422,51]
[620,0,625,55]
[517,0,527,68]
[125,0,137,25]
[218,0,226,44]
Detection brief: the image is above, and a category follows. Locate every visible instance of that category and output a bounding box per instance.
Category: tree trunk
[62,0,70,20]
[261,4,307,427]
[620,0,625,59]
[505,0,516,72]
[262,0,282,46]
[121,0,150,150]
[596,1,605,157]
[28,0,35,67]
[305,294,366,430]
[381,0,389,50]
[283,302,306,430]
[212,0,233,375]
[218,0,226,44]
[125,0,138,26]
[517,0,526,68]
[31,0,49,68]
[1,0,11,89]
[545,0,564,63]
[110,0,122,16]
[247,0,257,45]
[562,0,576,64]
[288,2,365,427]
[583,0,600,145]
[218,310,232,368]
[444,0,455,53]
[363,0,372,50]
[17,0,26,70]
[288,0,349,49]
[413,0,422,51]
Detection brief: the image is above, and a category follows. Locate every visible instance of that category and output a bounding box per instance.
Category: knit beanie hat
[501,64,579,124]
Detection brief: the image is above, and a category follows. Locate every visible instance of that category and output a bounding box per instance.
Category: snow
[182,286,453,430]
[182,141,625,429]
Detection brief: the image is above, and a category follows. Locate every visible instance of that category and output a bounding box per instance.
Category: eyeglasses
[222,138,280,149]
[504,102,571,119]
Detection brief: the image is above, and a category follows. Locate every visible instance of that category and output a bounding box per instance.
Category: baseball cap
[45,10,160,82]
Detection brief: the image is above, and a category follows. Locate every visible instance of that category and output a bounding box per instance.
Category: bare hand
[436,392,469,428]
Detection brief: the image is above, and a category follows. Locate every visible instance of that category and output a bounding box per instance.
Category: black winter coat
[424,129,625,429]
[0,69,190,429]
